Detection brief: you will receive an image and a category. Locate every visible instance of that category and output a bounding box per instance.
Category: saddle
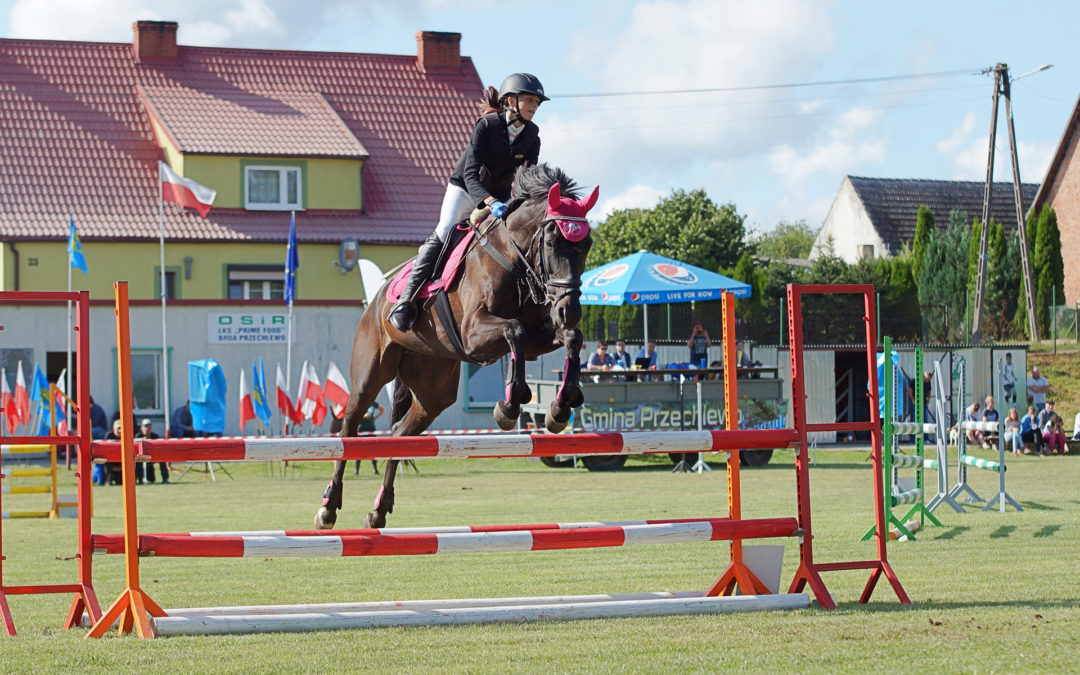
[385,225,475,304]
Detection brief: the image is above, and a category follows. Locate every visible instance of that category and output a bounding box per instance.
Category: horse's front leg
[315,405,365,529]
[493,318,531,431]
[547,327,584,432]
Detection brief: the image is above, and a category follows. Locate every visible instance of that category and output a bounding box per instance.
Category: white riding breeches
[433,184,475,242]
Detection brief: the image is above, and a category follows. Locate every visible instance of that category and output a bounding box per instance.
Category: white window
[131,350,165,416]
[245,165,302,210]
[228,267,285,300]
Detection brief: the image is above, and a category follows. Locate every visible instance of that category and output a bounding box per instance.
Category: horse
[315,163,597,530]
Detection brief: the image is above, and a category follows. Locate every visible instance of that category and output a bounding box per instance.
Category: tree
[731,251,761,326]
[911,205,934,285]
[1033,205,1065,336]
[918,219,970,342]
[751,220,816,260]
[590,189,749,270]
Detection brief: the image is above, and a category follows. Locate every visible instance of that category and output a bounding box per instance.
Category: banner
[208,312,291,343]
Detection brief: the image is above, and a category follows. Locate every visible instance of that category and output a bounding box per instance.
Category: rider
[388,73,548,332]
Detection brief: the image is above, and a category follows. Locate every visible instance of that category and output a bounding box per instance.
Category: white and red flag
[324,362,350,419]
[1,368,15,434]
[275,363,300,426]
[13,361,30,427]
[238,368,255,429]
[159,160,217,218]
[303,362,328,427]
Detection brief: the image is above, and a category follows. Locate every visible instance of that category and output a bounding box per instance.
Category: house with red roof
[0,21,481,301]
[0,21,510,433]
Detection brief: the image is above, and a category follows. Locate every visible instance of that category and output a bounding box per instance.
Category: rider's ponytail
[479,86,501,116]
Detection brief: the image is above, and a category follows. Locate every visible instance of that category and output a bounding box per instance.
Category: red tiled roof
[0,38,482,244]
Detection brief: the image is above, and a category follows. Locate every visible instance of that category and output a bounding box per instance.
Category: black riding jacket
[449,112,540,208]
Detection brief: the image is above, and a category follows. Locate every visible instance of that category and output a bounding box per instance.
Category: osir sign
[208,313,291,344]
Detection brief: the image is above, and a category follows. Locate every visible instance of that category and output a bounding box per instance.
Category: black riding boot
[388,233,443,332]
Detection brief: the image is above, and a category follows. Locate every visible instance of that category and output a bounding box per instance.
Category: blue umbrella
[580,250,751,344]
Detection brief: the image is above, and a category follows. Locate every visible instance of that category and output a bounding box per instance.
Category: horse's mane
[512,163,580,202]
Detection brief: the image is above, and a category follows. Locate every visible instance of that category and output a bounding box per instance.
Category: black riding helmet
[498,73,549,102]
[498,73,548,126]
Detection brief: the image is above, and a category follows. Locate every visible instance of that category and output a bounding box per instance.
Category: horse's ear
[578,186,600,214]
[547,183,562,211]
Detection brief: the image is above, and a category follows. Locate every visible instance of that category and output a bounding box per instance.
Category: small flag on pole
[285,211,299,306]
[159,161,217,218]
[13,362,29,427]
[1,368,16,434]
[238,368,255,429]
[68,214,88,273]
[324,362,350,419]
[276,363,300,425]
[252,358,273,427]
[306,362,328,427]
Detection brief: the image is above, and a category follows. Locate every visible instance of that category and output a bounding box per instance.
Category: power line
[551,68,981,99]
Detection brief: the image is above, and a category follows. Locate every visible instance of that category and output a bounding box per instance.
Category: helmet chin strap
[504,96,524,127]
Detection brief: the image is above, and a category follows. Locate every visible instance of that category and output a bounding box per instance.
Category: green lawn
[1,450,1078,673]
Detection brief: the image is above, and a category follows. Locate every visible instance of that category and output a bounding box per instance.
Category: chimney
[133,20,178,63]
[415,31,461,71]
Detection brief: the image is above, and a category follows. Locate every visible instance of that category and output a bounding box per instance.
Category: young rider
[388,73,548,332]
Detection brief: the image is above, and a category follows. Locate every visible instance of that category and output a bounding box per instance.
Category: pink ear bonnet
[546,183,598,242]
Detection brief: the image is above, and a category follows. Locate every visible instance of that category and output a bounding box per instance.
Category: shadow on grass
[1033,524,1062,538]
[1019,501,1060,511]
[929,526,969,540]
[848,597,1080,612]
[989,525,1016,539]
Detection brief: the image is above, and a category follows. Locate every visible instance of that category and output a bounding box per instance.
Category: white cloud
[941,125,1056,183]
[767,106,886,183]
[597,185,666,220]
[935,112,977,155]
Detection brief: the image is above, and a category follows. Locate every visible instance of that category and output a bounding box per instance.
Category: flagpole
[66,214,73,445]
[158,166,172,435]
[285,209,295,402]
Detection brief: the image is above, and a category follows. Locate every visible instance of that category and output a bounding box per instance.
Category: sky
[2,0,1078,235]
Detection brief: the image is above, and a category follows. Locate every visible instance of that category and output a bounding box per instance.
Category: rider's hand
[490,201,507,219]
[469,206,490,225]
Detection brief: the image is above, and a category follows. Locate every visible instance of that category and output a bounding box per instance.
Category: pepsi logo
[630,292,640,301]
[649,263,697,285]
[589,263,629,287]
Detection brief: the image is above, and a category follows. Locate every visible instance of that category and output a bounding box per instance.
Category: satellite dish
[338,238,359,271]
[356,259,385,304]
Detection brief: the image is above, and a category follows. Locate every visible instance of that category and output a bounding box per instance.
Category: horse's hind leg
[315,405,367,529]
[363,360,460,528]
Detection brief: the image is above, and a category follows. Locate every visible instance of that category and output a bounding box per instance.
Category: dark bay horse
[315,163,596,530]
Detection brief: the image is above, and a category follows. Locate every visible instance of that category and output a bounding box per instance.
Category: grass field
[1,449,1078,673]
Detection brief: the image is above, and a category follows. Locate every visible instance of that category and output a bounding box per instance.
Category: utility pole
[970,63,1040,344]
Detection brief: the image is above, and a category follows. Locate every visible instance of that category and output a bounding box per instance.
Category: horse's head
[505,164,595,331]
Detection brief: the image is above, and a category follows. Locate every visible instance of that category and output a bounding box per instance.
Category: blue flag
[252,358,273,426]
[284,211,298,306]
[30,364,49,403]
[68,214,88,274]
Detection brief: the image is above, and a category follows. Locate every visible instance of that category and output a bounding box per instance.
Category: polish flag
[13,362,30,427]
[238,368,255,429]
[324,362,350,419]
[275,363,300,426]
[159,161,216,218]
[1,368,16,434]
[304,362,328,427]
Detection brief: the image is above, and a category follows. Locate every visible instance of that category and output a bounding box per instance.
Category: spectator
[1026,366,1050,411]
[982,395,1000,444]
[1037,400,1058,430]
[1073,410,1080,442]
[355,401,385,476]
[1042,413,1067,456]
[1019,405,1043,454]
[964,401,990,450]
[634,340,658,369]
[587,341,615,371]
[89,396,109,440]
[103,419,144,485]
[920,371,936,425]
[1003,407,1022,456]
[1001,353,1017,404]
[170,400,195,438]
[610,339,634,382]
[135,419,167,484]
[686,321,711,368]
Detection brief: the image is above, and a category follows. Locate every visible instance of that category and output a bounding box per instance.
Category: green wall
[0,240,413,301]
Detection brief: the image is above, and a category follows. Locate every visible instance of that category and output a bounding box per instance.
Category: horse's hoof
[493,401,518,431]
[363,511,387,529]
[314,507,337,530]
[544,412,569,434]
[549,400,572,424]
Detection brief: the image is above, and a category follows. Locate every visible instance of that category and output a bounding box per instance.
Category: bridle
[470,210,587,307]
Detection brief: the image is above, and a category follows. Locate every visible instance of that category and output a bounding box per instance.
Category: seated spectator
[1002,407,1022,456]
[103,419,145,485]
[586,341,615,381]
[1019,405,1044,454]
[1073,411,1080,442]
[135,418,168,484]
[1042,414,1067,456]
[964,401,990,450]
[634,340,659,381]
[89,396,109,440]
[1037,400,1058,431]
[170,400,196,438]
[981,395,1000,444]
[610,339,634,381]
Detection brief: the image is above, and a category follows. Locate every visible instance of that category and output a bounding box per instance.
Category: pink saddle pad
[386,229,475,303]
